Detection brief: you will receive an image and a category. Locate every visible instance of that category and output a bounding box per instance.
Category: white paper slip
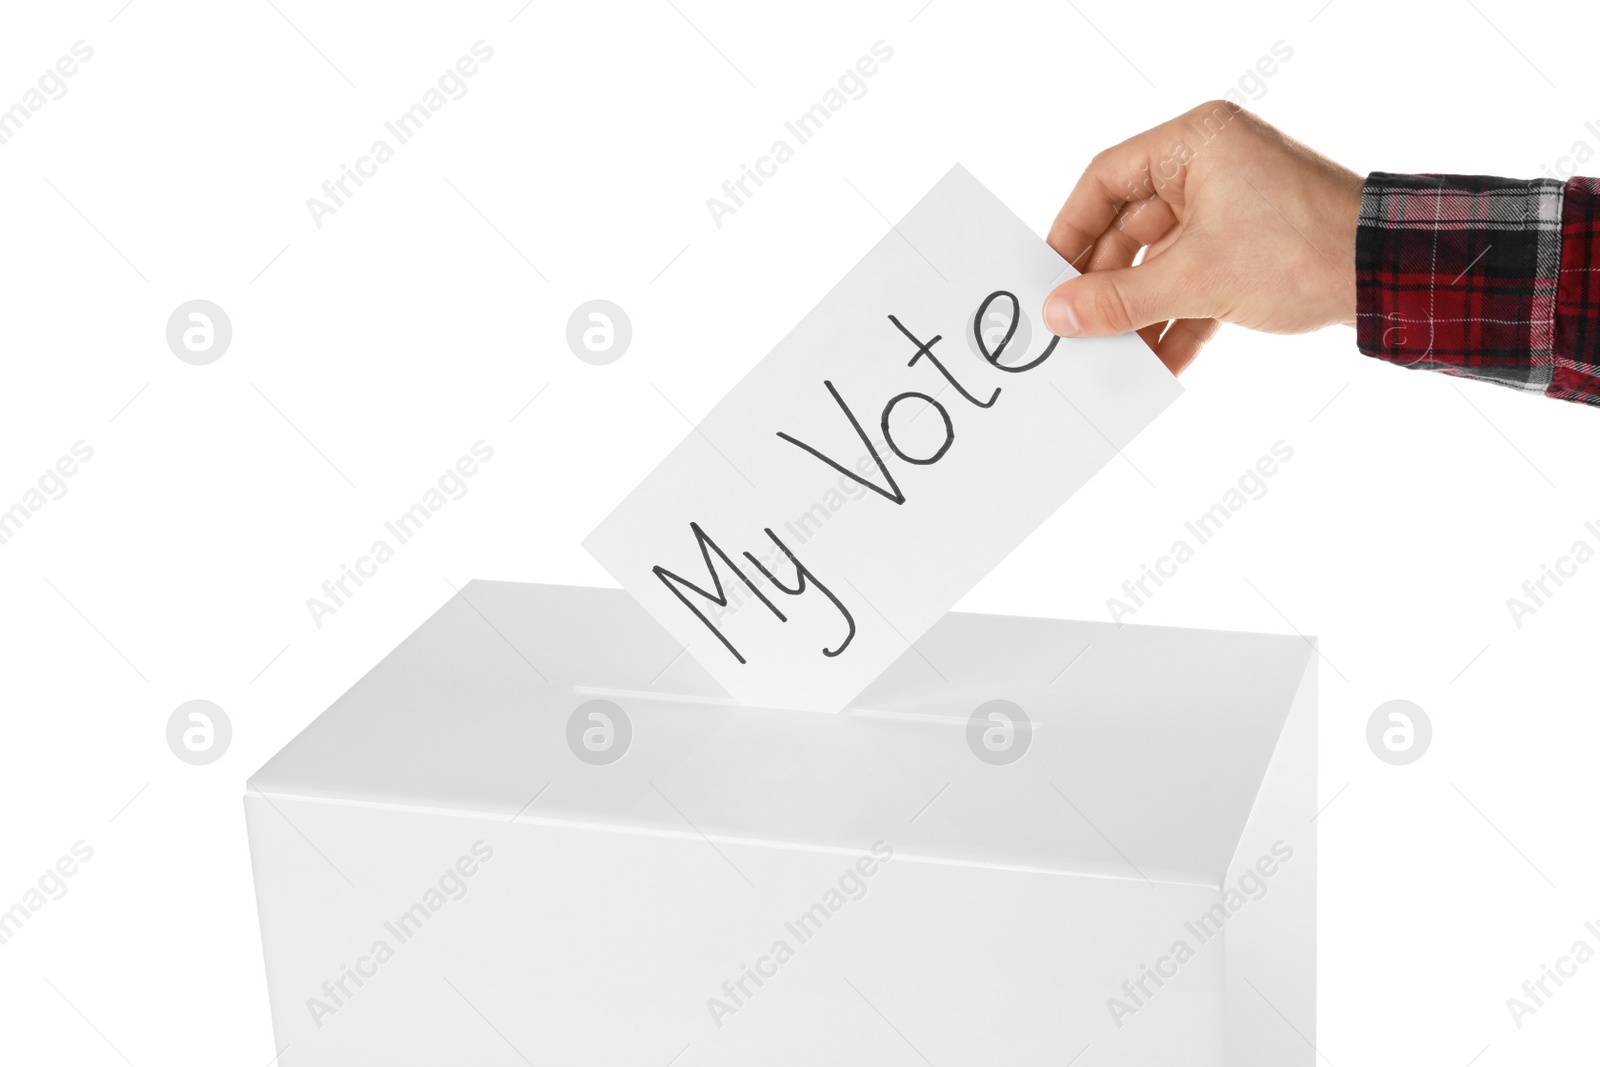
[585,164,1182,712]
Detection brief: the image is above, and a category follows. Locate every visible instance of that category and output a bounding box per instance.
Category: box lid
[249,581,1315,887]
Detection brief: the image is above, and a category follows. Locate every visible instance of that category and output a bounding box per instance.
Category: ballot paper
[585,165,1182,712]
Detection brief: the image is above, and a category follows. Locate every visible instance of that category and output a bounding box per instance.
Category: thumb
[1042,252,1210,338]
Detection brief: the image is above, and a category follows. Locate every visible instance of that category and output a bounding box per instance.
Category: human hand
[1041,101,1364,374]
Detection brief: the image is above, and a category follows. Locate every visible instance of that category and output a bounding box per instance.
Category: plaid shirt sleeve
[1356,172,1600,406]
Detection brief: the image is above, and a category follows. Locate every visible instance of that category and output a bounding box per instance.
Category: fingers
[1079,197,1179,274]
[1153,318,1221,375]
[1074,201,1180,355]
[1045,113,1210,266]
[1116,196,1180,250]
[1043,102,1244,363]
[1042,251,1214,338]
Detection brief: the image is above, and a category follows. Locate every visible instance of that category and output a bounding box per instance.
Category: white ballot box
[246,581,1317,1066]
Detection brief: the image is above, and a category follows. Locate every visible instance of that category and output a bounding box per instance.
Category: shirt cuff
[1356,172,1563,397]
[1553,177,1600,404]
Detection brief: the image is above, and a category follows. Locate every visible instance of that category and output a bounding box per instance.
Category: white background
[1,0,1596,1063]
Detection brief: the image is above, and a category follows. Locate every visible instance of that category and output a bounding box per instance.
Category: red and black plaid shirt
[1357,172,1600,405]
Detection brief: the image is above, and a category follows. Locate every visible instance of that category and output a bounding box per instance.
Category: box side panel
[248,796,1226,1066]
[1222,656,1318,1066]
[244,798,297,1062]
[245,793,392,1058]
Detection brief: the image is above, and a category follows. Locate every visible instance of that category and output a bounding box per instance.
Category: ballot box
[247,581,1316,1066]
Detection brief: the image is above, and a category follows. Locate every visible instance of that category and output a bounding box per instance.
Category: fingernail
[1044,293,1080,337]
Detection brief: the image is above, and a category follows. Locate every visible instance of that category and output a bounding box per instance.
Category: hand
[1041,101,1364,374]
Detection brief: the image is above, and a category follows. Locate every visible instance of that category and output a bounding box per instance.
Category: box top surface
[249,581,1315,886]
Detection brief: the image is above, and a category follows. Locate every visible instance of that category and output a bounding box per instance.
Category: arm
[1041,101,1600,407]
